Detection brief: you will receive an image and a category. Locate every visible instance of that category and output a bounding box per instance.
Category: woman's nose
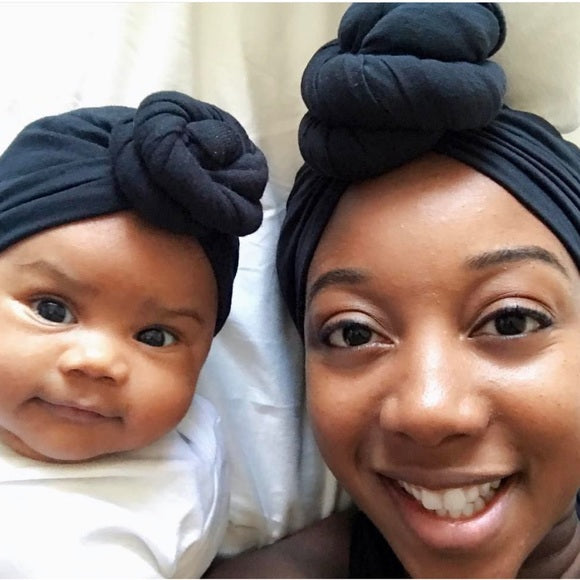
[379,333,490,447]
[57,330,129,384]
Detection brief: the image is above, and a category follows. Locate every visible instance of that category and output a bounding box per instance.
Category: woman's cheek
[306,365,366,465]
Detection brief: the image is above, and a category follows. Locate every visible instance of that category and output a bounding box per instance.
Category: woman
[207,2,580,578]
[285,150,580,577]
[276,3,580,578]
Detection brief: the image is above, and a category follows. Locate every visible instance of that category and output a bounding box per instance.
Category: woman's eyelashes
[316,302,554,349]
[31,297,76,324]
[320,318,387,349]
[471,305,553,338]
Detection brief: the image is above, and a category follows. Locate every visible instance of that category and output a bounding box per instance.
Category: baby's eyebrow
[465,245,570,278]
[16,259,96,295]
[141,299,206,326]
[307,268,369,307]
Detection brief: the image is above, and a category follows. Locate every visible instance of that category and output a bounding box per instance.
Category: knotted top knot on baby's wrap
[0,91,269,333]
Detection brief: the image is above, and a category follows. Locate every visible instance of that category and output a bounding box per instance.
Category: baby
[0,91,267,577]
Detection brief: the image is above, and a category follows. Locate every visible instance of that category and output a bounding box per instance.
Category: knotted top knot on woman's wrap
[299,2,506,179]
[276,3,580,336]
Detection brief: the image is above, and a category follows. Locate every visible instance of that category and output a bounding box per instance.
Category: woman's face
[305,153,580,578]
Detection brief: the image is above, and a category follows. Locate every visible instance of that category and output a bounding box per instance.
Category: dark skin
[203,504,580,578]
[303,155,580,578]
[518,501,580,578]
[206,155,580,578]
[203,509,354,578]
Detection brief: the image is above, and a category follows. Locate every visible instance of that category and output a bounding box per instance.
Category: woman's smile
[395,477,503,518]
[378,473,517,551]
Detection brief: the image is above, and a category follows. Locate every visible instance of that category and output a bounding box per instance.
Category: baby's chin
[0,428,119,463]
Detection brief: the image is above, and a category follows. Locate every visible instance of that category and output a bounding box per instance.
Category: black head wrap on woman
[0,91,268,333]
[276,2,580,336]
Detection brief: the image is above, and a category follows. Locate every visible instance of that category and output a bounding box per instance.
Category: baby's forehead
[0,214,219,331]
[1,212,215,287]
[0,92,267,334]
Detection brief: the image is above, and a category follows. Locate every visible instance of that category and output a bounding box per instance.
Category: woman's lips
[379,473,515,551]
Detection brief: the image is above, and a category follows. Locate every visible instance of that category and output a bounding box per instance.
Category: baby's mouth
[396,477,508,519]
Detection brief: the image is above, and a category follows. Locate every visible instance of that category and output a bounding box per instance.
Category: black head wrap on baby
[0,91,268,334]
[277,2,580,335]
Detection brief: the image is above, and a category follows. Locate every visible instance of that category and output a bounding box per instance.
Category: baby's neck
[518,501,580,578]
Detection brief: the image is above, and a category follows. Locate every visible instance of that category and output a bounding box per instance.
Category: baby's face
[0,211,217,462]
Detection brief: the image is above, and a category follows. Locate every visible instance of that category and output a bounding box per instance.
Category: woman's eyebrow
[465,245,570,278]
[307,268,368,306]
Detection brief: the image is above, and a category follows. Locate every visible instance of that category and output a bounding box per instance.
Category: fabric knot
[299,2,507,180]
[111,91,267,238]
[276,3,580,339]
[0,90,267,334]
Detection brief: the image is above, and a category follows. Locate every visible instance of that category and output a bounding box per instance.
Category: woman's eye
[324,321,377,348]
[32,298,75,324]
[136,327,177,348]
[473,306,553,337]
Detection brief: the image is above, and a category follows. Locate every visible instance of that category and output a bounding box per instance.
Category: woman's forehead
[343,154,499,213]
[310,155,576,279]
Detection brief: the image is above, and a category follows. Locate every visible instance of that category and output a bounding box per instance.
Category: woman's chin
[401,551,522,579]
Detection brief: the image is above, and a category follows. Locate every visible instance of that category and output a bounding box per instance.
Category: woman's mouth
[378,473,516,551]
[397,478,502,519]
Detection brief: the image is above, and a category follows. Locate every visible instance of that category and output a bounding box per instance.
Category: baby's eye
[32,298,75,324]
[324,321,378,348]
[135,327,178,348]
[473,306,553,337]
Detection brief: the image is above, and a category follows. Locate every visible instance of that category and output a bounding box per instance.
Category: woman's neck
[518,501,580,578]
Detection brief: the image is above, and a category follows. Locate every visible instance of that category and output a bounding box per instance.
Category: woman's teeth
[397,479,502,519]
